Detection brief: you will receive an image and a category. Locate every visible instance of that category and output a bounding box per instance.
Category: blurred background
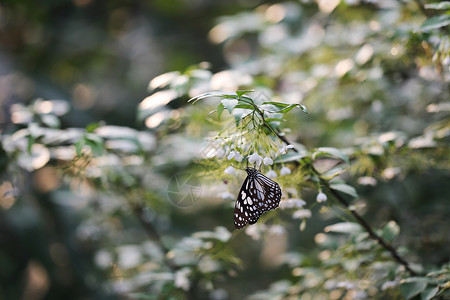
[0,0,449,299]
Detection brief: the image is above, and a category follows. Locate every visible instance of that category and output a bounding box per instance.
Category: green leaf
[418,15,450,32]
[84,134,104,156]
[424,2,450,10]
[86,122,101,133]
[274,151,308,163]
[236,90,254,98]
[264,118,284,123]
[189,91,236,104]
[262,102,308,114]
[234,104,255,110]
[421,286,439,300]
[330,182,358,198]
[400,279,428,299]
[325,222,362,233]
[217,103,225,119]
[312,147,349,164]
[27,135,34,155]
[262,101,289,108]
[321,164,347,179]
[382,221,400,242]
[74,139,84,156]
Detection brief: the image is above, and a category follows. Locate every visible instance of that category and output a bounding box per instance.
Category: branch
[267,125,418,276]
[321,179,418,276]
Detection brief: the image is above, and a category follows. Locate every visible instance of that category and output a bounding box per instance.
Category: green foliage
[0,0,449,299]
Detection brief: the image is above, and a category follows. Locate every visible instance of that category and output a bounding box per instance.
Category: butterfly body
[234,167,282,229]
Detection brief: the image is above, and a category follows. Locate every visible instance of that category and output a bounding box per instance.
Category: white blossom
[381,280,398,291]
[174,268,191,291]
[266,170,277,178]
[280,166,291,176]
[263,157,273,166]
[221,99,238,111]
[220,192,234,200]
[245,223,266,240]
[336,281,355,290]
[224,166,236,175]
[357,176,377,186]
[215,148,225,158]
[280,198,306,209]
[278,144,295,155]
[227,150,243,162]
[316,192,327,203]
[248,152,263,167]
[234,152,243,162]
[292,209,312,219]
[268,224,286,235]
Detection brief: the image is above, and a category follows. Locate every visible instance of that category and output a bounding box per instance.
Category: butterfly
[234,167,282,229]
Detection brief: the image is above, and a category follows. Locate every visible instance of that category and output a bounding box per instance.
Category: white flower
[221,99,238,111]
[234,152,243,162]
[245,223,266,240]
[268,224,286,235]
[227,150,243,162]
[316,192,327,203]
[292,209,312,219]
[215,148,225,158]
[220,192,234,200]
[357,176,377,186]
[336,281,355,290]
[278,144,294,155]
[280,166,291,176]
[263,157,273,166]
[227,150,236,160]
[280,198,306,209]
[174,268,191,291]
[266,170,277,178]
[381,280,398,291]
[248,152,263,167]
[224,166,235,175]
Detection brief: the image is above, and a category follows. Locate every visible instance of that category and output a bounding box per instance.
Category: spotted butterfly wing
[234,168,282,229]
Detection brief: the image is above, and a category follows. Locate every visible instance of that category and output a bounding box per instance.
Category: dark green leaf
[419,15,450,32]
[325,222,362,233]
[382,221,400,242]
[400,279,428,299]
[421,286,439,300]
[312,147,350,164]
[330,182,358,198]
[424,2,450,10]
[321,164,347,179]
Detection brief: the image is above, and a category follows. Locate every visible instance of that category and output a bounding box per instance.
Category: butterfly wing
[233,176,263,229]
[233,170,282,229]
[254,173,282,213]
